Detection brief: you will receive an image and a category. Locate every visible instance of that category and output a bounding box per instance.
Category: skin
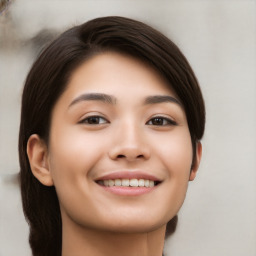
[27,52,202,256]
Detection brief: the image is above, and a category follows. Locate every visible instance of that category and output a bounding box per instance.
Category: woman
[19,16,205,256]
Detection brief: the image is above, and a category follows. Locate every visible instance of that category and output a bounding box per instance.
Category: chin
[95,214,170,234]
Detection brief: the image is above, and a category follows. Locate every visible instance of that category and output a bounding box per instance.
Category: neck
[62,220,166,256]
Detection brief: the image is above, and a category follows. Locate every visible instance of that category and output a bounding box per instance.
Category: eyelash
[146,116,177,126]
[79,116,109,125]
[79,115,177,126]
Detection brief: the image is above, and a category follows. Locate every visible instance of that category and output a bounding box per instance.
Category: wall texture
[0,1,255,255]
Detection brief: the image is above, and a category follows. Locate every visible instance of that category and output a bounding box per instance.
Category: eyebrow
[69,93,117,107]
[144,95,181,106]
[69,93,181,108]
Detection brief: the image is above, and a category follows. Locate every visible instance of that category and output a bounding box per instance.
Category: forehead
[63,51,177,99]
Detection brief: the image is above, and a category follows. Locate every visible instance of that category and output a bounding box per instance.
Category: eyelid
[146,115,177,126]
[78,114,110,125]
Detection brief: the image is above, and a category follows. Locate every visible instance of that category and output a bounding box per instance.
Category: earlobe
[27,134,54,186]
[189,142,202,181]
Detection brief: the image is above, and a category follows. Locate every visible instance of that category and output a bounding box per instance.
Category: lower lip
[98,184,156,196]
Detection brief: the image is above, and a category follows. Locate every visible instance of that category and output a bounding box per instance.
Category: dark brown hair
[19,16,205,256]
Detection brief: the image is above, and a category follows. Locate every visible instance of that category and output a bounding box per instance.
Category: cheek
[47,128,107,224]
[49,127,104,170]
[47,127,106,197]
[150,129,193,219]
[153,128,193,177]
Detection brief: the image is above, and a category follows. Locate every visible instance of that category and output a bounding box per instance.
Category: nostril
[117,154,125,158]
[116,154,144,160]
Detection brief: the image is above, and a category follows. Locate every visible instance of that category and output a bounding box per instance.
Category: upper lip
[95,170,161,182]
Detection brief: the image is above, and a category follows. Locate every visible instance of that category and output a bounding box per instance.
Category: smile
[97,178,158,187]
[94,171,162,196]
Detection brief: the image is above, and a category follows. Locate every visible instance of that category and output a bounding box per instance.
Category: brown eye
[79,116,109,125]
[146,117,177,126]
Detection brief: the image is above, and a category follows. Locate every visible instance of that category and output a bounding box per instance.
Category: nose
[108,123,150,162]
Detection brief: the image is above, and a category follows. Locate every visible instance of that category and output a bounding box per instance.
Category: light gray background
[0,0,255,255]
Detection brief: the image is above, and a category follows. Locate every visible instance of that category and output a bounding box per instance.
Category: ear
[189,142,202,181]
[27,134,54,186]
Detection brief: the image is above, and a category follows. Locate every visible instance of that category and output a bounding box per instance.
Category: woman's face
[44,52,201,233]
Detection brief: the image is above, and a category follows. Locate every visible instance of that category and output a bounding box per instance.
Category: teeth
[149,180,154,187]
[130,179,138,187]
[99,178,157,187]
[144,180,149,187]
[121,179,129,186]
[138,179,144,187]
[108,180,115,187]
[114,179,122,186]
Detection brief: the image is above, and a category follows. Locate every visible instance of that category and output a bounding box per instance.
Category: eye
[146,116,177,126]
[79,116,109,125]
